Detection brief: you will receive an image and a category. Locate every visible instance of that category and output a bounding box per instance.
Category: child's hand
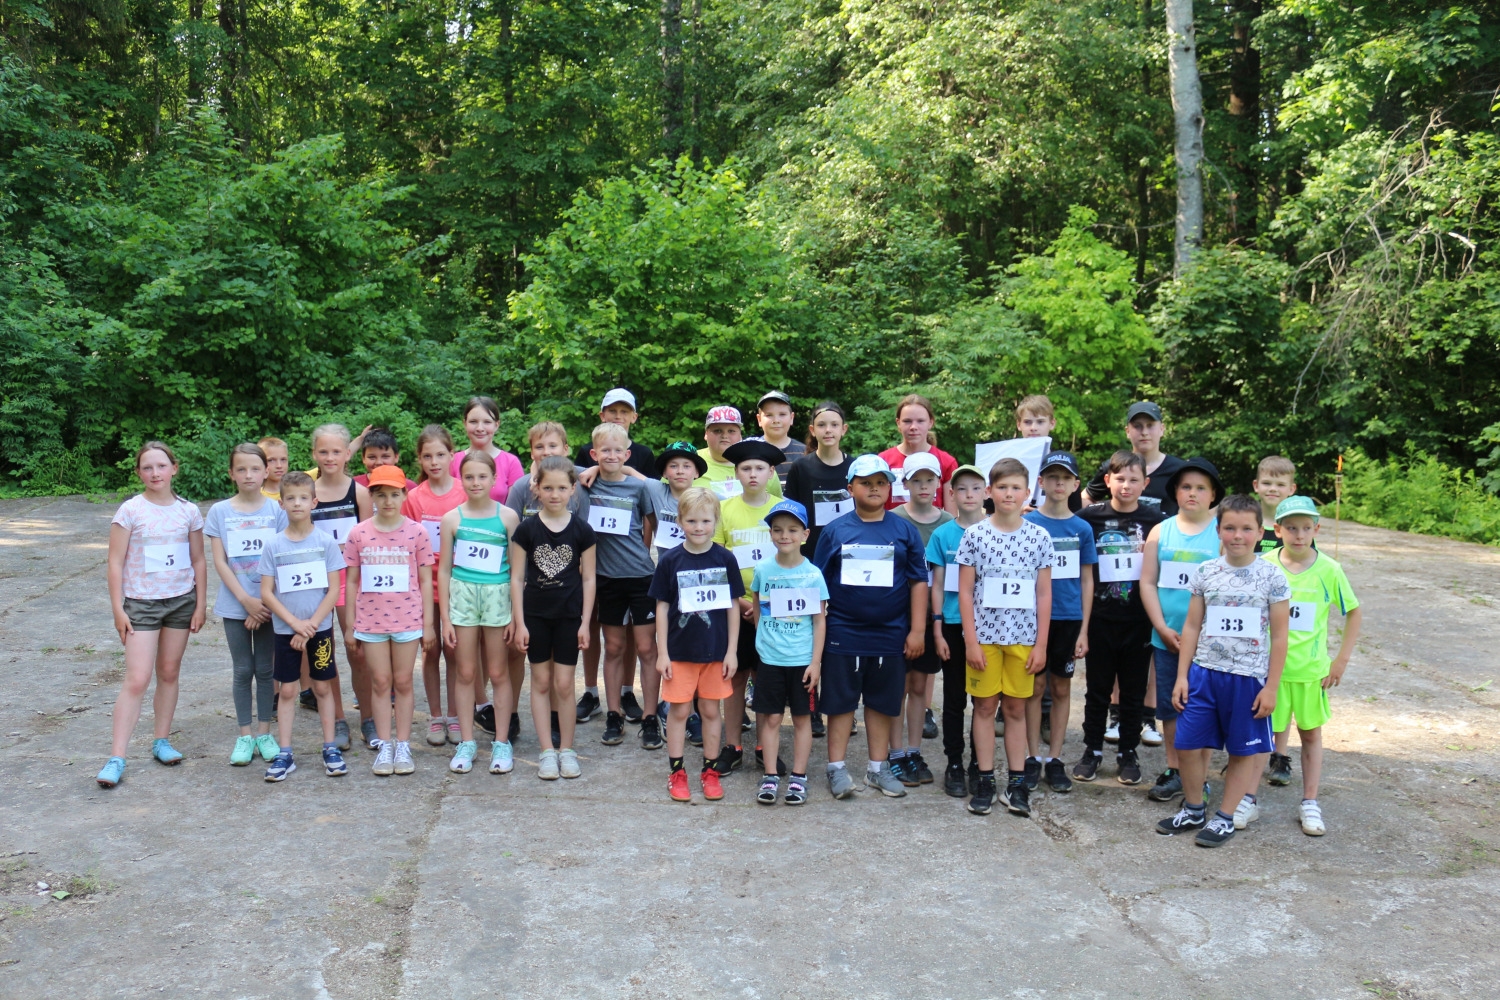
[291,634,307,652]
[576,624,589,651]
[345,629,360,653]
[723,653,739,679]
[1025,647,1046,675]
[113,610,134,645]
[1073,633,1089,660]
[1171,678,1190,712]
[421,627,436,653]
[657,654,673,679]
[577,466,600,489]
[241,596,266,623]
[442,621,457,648]
[965,640,985,672]
[1323,657,1349,689]
[933,626,950,662]
[1159,628,1180,654]
[739,597,755,621]
[189,607,205,633]
[1251,685,1276,719]
[293,619,316,640]
[803,662,822,690]
[904,628,926,661]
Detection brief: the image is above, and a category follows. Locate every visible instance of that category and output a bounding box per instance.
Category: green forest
[3,0,1499,533]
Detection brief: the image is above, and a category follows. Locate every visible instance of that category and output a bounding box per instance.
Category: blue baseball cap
[847,453,896,483]
[763,499,810,529]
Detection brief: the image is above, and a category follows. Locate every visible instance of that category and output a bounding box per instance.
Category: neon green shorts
[448,578,512,629]
[1272,678,1330,733]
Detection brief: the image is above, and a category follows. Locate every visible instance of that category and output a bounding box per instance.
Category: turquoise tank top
[1152,516,1219,650]
[451,508,510,585]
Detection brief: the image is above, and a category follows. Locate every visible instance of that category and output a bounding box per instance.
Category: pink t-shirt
[401,479,466,578]
[112,494,205,601]
[879,445,959,510]
[344,518,435,634]
[450,448,525,504]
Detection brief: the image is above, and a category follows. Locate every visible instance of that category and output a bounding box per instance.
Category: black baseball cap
[1125,400,1163,423]
[655,441,707,478]
[757,390,793,410]
[1166,456,1224,505]
[723,440,786,469]
[1039,450,1080,477]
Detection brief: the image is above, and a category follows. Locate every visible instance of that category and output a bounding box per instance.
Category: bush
[1340,448,1500,546]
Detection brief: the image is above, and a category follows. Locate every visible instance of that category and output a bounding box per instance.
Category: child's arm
[641,511,655,551]
[1253,600,1290,718]
[806,606,826,690]
[654,600,672,679]
[904,561,929,661]
[1138,524,1175,650]
[509,541,529,655]
[437,510,459,648]
[959,564,983,670]
[1174,595,1204,711]
[211,535,267,626]
[724,603,741,678]
[343,563,361,650]
[497,507,521,645]
[578,545,596,651]
[259,575,303,637]
[748,590,762,628]
[931,563,950,661]
[188,528,207,633]
[1027,566,1052,674]
[1326,605,1362,688]
[420,567,436,653]
[1076,562,1093,659]
[355,483,372,521]
[107,524,132,643]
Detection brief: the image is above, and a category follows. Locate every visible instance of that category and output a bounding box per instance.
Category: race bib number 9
[841,544,894,587]
[1157,560,1198,590]
[1288,601,1316,633]
[769,587,820,618]
[226,528,274,558]
[144,542,190,574]
[1098,552,1142,583]
[277,561,329,593]
[1202,605,1255,638]
[454,540,502,575]
[362,565,411,593]
[981,576,1034,610]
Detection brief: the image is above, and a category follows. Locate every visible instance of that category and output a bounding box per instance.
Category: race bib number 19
[769,588,820,618]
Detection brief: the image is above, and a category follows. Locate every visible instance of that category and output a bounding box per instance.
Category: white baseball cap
[901,452,943,481]
[600,388,637,411]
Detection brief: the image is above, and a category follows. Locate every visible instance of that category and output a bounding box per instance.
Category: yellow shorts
[966,644,1034,699]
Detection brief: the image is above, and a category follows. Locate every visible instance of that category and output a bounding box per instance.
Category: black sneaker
[889,756,918,787]
[1044,758,1073,793]
[1267,752,1293,786]
[1194,815,1237,847]
[575,691,601,723]
[299,688,318,712]
[1023,756,1043,791]
[1156,805,1207,835]
[713,745,744,775]
[1005,778,1031,817]
[620,690,643,724]
[508,712,521,743]
[810,713,826,738]
[1071,750,1102,782]
[639,715,663,750]
[474,703,496,736]
[686,712,703,747]
[922,708,938,740]
[550,712,562,749]
[741,714,754,733]
[910,752,934,784]
[944,761,967,797]
[1116,749,1142,785]
[1148,768,1183,801]
[601,711,625,745]
[753,746,787,776]
[967,760,980,795]
[967,774,996,815]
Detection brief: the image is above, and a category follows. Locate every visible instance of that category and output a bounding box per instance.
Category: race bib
[769,587,820,618]
[1158,560,1199,590]
[890,478,910,501]
[657,518,686,550]
[1052,550,1080,580]
[982,576,1034,610]
[1288,601,1316,633]
[1202,605,1256,638]
[1098,551,1142,583]
[733,539,771,570]
[586,497,633,536]
[813,490,852,526]
[362,564,411,593]
[677,567,732,612]
[710,479,743,500]
[225,528,273,558]
[841,544,894,587]
[943,562,960,593]
[454,539,502,575]
[320,516,357,546]
[423,521,442,555]
[144,542,190,574]
[277,561,328,593]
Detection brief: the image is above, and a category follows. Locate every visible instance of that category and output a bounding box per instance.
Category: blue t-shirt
[925,518,973,625]
[750,557,830,667]
[255,528,345,635]
[647,543,746,663]
[204,496,287,619]
[1023,510,1098,621]
[1152,515,1220,650]
[812,511,928,657]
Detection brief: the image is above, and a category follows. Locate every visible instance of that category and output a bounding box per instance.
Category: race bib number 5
[144,542,190,574]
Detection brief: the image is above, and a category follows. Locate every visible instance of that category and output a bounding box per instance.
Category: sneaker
[392,741,415,775]
[426,720,447,746]
[575,691,601,723]
[754,746,787,776]
[1023,756,1043,791]
[1148,769,1184,801]
[601,711,625,745]
[700,768,725,801]
[475,703,497,734]
[1195,814,1237,847]
[741,714,754,733]
[507,712,521,743]
[828,765,855,800]
[784,776,808,805]
[1268,752,1294,786]
[450,740,478,773]
[686,712,703,747]
[1299,800,1326,836]
[537,748,560,780]
[656,700,668,727]
[967,760,980,795]
[890,756,920,787]
[1103,718,1120,744]
[256,734,279,761]
[757,774,780,805]
[372,742,395,776]
[910,752,934,785]
[550,712,562,749]
[152,738,183,765]
[669,769,691,802]
[922,708,938,740]
[230,735,255,766]
[558,748,581,778]
[1045,758,1073,793]
[810,713,826,739]
[1156,805,1207,835]
[968,774,996,815]
[1005,778,1031,817]
[447,720,463,745]
[944,761,967,798]
[713,745,744,775]
[322,746,348,776]
[96,756,126,787]
[1232,796,1260,829]
[357,719,374,750]
[1071,750,1102,782]
[620,690,644,724]
[865,765,907,798]
[639,716,664,751]
[1140,720,1164,747]
[264,750,296,781]
[489,741,514,774]
[1116,749,1142,785]
[299,688,317,711]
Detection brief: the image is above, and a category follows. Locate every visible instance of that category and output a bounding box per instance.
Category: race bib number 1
[1202,605,1255,638]
[362,565,411,593]
[321,516,357,546]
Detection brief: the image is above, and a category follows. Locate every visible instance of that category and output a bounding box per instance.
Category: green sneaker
[152,738,183,765]
[255,734,280,762]
[230,736,255,766]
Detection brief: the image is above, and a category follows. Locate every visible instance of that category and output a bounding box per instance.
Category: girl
[438,451,521,774]
[97,443,207,787]
[878,394,959,514]
[402,425,466,746]
[510,456,597,780]
[344,465,436,776]
[783,401,853,558]
[449,396,526,505]
[205,444,287,766]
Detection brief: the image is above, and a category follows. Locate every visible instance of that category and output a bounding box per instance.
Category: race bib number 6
[1288,600,1316,633]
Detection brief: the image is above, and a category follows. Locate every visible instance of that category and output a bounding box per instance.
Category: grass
[1341,449,1500,546]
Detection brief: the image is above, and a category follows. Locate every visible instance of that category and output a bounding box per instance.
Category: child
[451,396,527,503]
[1157,494,1291,847]
[343,465,437,776]
[354,427,418,490]
[258,437,289,501]
[652,442,705,559]
[889,452,953,787]
[574,388,657,476]
[584,422,661,748]
[1021,451,1096,794]
[649,487,744,802]
[403,425,466,747]
[751,391,806,482]
[879,394,958,512]
[257,472,347,780]
[784,401,853,558]
[439,450,522,775]
[712,439,785,774]
[957,458,1054,817]
[1014,395,1056,441]
[1073,451,1164,785]
[927,463,989,797]
[204,443,287,766]
[96,443,207,787]
[812,454,929,800]
[749,499,828,805]
[695,405,784,501]
[1264,496,1362,836]
[1253,456,1297,553]
[1139,458,1222,803]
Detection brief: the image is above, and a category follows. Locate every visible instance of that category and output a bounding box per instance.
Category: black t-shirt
[513,513,597,620]
[574,441,656,478]
[648,543,746,663]
[783,451,854,556]
[1077,501,1165,621]
[1083,454,1186,516]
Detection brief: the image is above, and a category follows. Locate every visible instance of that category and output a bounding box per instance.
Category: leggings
[1081,618,1154,754]
[939,622,973,765]
[225,617,275,727]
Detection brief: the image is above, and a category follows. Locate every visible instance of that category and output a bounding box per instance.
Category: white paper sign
[841,544,894,587]
[1098,551,1142,583]
[587,498,632,536]
[226,528,273,558]
[710,479,743,500]
[943,563,960,593]
[734,542,770,570]
[680,584,731,612]
[890,477,910,501]
[454,539,502,575]
[319,516,357,546]
[982,576,1034,610]
[1202,604,1256,638]
[1052,550,1080,580]
[769,588,820,618]
[974,436,1051,506]
[423,521,442,555]
[1158,560,1199,590]
[361,564,411,593]
[1288,601,1316,633]
[657,518,686,549]
[144,542,190,574]
[813,490,852,526]
[277,561,328,593]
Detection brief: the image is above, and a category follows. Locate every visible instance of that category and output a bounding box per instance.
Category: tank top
[310,477,359,549]
[451,506,510,585]
[1152,515,1219,650]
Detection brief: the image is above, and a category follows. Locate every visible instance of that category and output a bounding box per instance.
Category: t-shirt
[343,518,435,634]
[878,445,958,509]
[449,448,526,504]
[891,504,953,549]
[714,493,777,591]
[648,543,746,663]
[812,511,928,657]
[256,529,345,635]
[750,557,830,666]
[574,441,657,478]
[925,518,977,625]
[112,495,205,601]
[694,450,785,502]
[513,513,597,620]
[1078,502,1165,621]
[1023,510,1098,621]
[505,470,589,519]
[955,519,1055,646]
[647,481,688,560]
[1150,515,1220,650]
[1085,454,1186,516]
[783,452,854,557]
[1262,550,1359,683]
[581,475,656,579]
[204,496,287,618]
[1190,556,1292,679]
[1258,525,1281,553]
[401,479,465,568]
[749,436,807,481]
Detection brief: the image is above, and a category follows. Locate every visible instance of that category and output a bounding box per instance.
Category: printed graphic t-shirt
[344,518,435,634]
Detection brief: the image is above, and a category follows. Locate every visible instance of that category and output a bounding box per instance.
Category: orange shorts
[661,661,733,703]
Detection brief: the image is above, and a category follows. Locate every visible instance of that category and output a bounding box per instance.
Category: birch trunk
[1166,0,1204,274]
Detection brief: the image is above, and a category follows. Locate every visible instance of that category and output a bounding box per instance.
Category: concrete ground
[0,496,1496,999]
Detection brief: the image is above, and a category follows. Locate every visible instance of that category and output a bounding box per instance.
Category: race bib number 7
[841,544,895,587]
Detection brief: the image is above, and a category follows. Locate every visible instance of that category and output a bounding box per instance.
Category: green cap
[951,463,987,484]
[1274,496,1321,522]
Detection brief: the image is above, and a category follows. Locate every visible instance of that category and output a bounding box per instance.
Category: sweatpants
[939,622,973,765]
[1081,618,1153,755]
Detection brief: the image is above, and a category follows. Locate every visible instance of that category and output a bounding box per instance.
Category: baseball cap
[655,440,707,478]
[367,465,410,491]
[1274,495,1321,522]
[1166,456,1224,505]
[757,390,793,410]
[900,451,943,481]
[763,498,809,529]
[1039,450,1080,477]
[705,405,742,427]
[600,387,637,411]
[847,454,896,483]
[950,463,987,484]
[1125,400,1163,423]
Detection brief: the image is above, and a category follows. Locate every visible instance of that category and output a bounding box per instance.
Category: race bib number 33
[1202,605,1257,638]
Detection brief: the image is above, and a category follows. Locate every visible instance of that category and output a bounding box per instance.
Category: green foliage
[1341,448,1500,546]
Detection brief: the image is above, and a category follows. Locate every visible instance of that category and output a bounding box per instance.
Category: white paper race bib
[890,478,910,501]
[586,498,632,536]
[813,491,852,526]
[144,542,190,574]
[710,479,743,500]
[734,541,770,570]
[657,518,686,550]
[423,521,442,555]
[1098,551,1142,583]
[841,544,894,587]
[1288,601,1316,633]
[679,584,731,612]
[1158,560,1199,590]
[277,561,329,593]
[769,588,820,618]
[1052,550,1080,580]
[982,576,1034,610]
[225,528,273,558]
[320,516,357,546]
[1202,605,1256,638]
[362,564,411,593]
[943,563,960,593]
[453,539,503,575]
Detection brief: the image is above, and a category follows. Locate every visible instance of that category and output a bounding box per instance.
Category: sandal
[757,774,780,805]
[784,777,807,806]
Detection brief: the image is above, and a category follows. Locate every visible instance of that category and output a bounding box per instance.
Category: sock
[867,760,883,775]
[586,686,598,698]
[1244,793,1257,805]
[477,701,492,712]
[321,742,335,751]
[732,744,742,752]
[1109,705,1119,720]
[282,746,294,754]
[1184,800,1206,814]
[702,759,716,772]
[790,772,807,783]
[621,686,632,698]
[828,760,846,771]
[907,745,920,756]
[762,772,777,782]
[1046,757,1058,764]
[1214,810,1235,823]
[888,749,906,761]
[1008,769,1024,783]
[669,756,684,774]
[1302,798,1317,805]
[980,768,995,778]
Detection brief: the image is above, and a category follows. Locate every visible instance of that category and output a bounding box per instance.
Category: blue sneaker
[152,738,183,765]
[322,746,348,776]
[96,756,126,787]
[686,712,703,747]
[656,699,668,727]
[264,750,296,782]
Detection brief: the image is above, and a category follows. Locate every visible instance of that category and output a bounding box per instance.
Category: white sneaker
[393,741,415,775]
[1140,721,1164,747]
[450,740,477,774]
[490,740,514,774]
[1300,799,1326,836]
[558,748,581,779]
[426,720,447,746]
[1233,795,1260,829]
[372,742,395,776]
[537,748,560,780]
[1104,720,1120,744]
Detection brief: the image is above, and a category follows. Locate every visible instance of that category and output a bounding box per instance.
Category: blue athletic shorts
[1172,663,1275,756]
[1154,647,1182,723]
[821,652,906,717]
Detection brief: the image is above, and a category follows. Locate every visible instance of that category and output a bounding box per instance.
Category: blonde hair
[591,422,630,449]
[1256,455,1296,481]
[257,436,287,454]
[311,423,351,448]
[1015,395,1054,420]
[529,421,568,447]
[675,487,721,523]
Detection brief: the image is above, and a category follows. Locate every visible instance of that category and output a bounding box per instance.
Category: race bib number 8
[841,544,895,587]
[454,541,502,575]
[734,542,770,570]
[277,561,329,593]
[226,528,273,557]
[1052,550,1080,580]
[769,588,820,618]
[982,576,1033,610]
[1098,552,1142,583]
[1288,601,1316,633]
[362,565,411,593]
[144,542,190,574]
[1202,605,1255,638]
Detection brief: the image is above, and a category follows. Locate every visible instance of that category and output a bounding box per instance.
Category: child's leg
[622,627,638,693]
[583,607,601,691]
[422,638,445,722]
[1080,621,1118,753]
[758,711,785,774]
[151,627,190,739]
[971,695,1000,771]
[481,627,514,740]
[508,647,525,719]
[312,677,338,743]
[698,695,724,762]
[365,642,394,743]
[453,626,479,742]
[552,661,576,749]
[1274,726,1292,755]
[225,618,256,736]
[723,670,749,748]
[1299,726,1323,800]
[826,712,856,764]
[903,670,926,750]
[939,624,968,766]
[1177,743,1210,808]
[791,714,813,774]
[1047,674,1071,759]
[445,642,459,723]
[1114,628,1153,755]
[252,622,275,735]
[530,659,554,750]
[601,624,627,714]
[277,680,299,748]
[335,600,359,721]
[1001,694,1029,772]
[667,700,692,756]
[1221,752,1268,816]
[390,640,419,744]
[632,623,660,714]
[1024,685,1045,758]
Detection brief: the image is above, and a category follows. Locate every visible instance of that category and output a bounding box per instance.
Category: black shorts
[751,664,813,716]
[1043,619,1083,679]
[822,652,906,717]
[736,616,761,674]
[907,616,942,674]
[597,576,656,627]
[273,629,337,684]
[526,615,583,667]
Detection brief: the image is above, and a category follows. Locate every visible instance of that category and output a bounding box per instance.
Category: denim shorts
[354,629,422,644]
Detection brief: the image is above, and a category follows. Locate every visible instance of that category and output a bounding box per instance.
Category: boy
[259,437,289,501]
[890,452,953,786]
[1073,451,1164,784]
[1083,402,1187,515]
[1014,395,1056,441]
[812,455,929,800]
[1253,456,1298,553]
[749,499,828,805]
[1139,458,1222,802]
[712,439,785,773]
[957,458,1055,817]
[352,427,418,490]
[584,422,661,748]
[575,387,657,476]
[751,391,806,482]
[257,472,348,780]
[650,487,743,802]
[696,405,785,502]
[651,442,705,559]
[1157,494,1291,847]
[1264,496,1361,836]
[928,464,988,797]
[1022,451,1096,794]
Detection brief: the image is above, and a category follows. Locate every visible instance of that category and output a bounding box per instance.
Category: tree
[1166,0,1204,273]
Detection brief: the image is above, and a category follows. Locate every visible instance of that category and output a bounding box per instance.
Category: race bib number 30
[362,564,411,593]
[841,544,894,587]
[982,576,1033,610]
[226,528,274,557]
[677,567,733,612]
[277,561,329,593]
[1098,552,1142,583]
[1288,601,1316,633]
[454,540,503,575]
[769,587,820,618]
[1202,605,1256,638]
[144,542,190,574]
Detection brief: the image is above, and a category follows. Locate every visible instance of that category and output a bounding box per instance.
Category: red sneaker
[668,769,691,802]
[700,767,724,801]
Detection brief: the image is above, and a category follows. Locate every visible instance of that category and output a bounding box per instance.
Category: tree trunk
[1227,0,1261,240]
[661,0,684,158]
[688,0,701,162]
[1135,0,1151,288]
[1165,0,1203,275]
[188,0,204,102]
[219,0,244,147]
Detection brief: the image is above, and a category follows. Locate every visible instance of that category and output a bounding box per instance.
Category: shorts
[907,617,943,675]
[1173,663,1275,756]
[449,578,512,629]
[597,576,655,627]
[1272,678,1331,733]
[822,652,906,717]
[752,665,813,716]
[122,591,197,631]
[1153,647,1183,722]
[1043,619,1083,679]
[736,617,761,674]
[661,661,734,703]
[274,629,338,684]
[354,629,422,644]
[525,615,583,667]
[966,643,1034,700]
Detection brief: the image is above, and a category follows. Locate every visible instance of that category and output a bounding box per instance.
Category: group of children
[96,391,1361,846]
